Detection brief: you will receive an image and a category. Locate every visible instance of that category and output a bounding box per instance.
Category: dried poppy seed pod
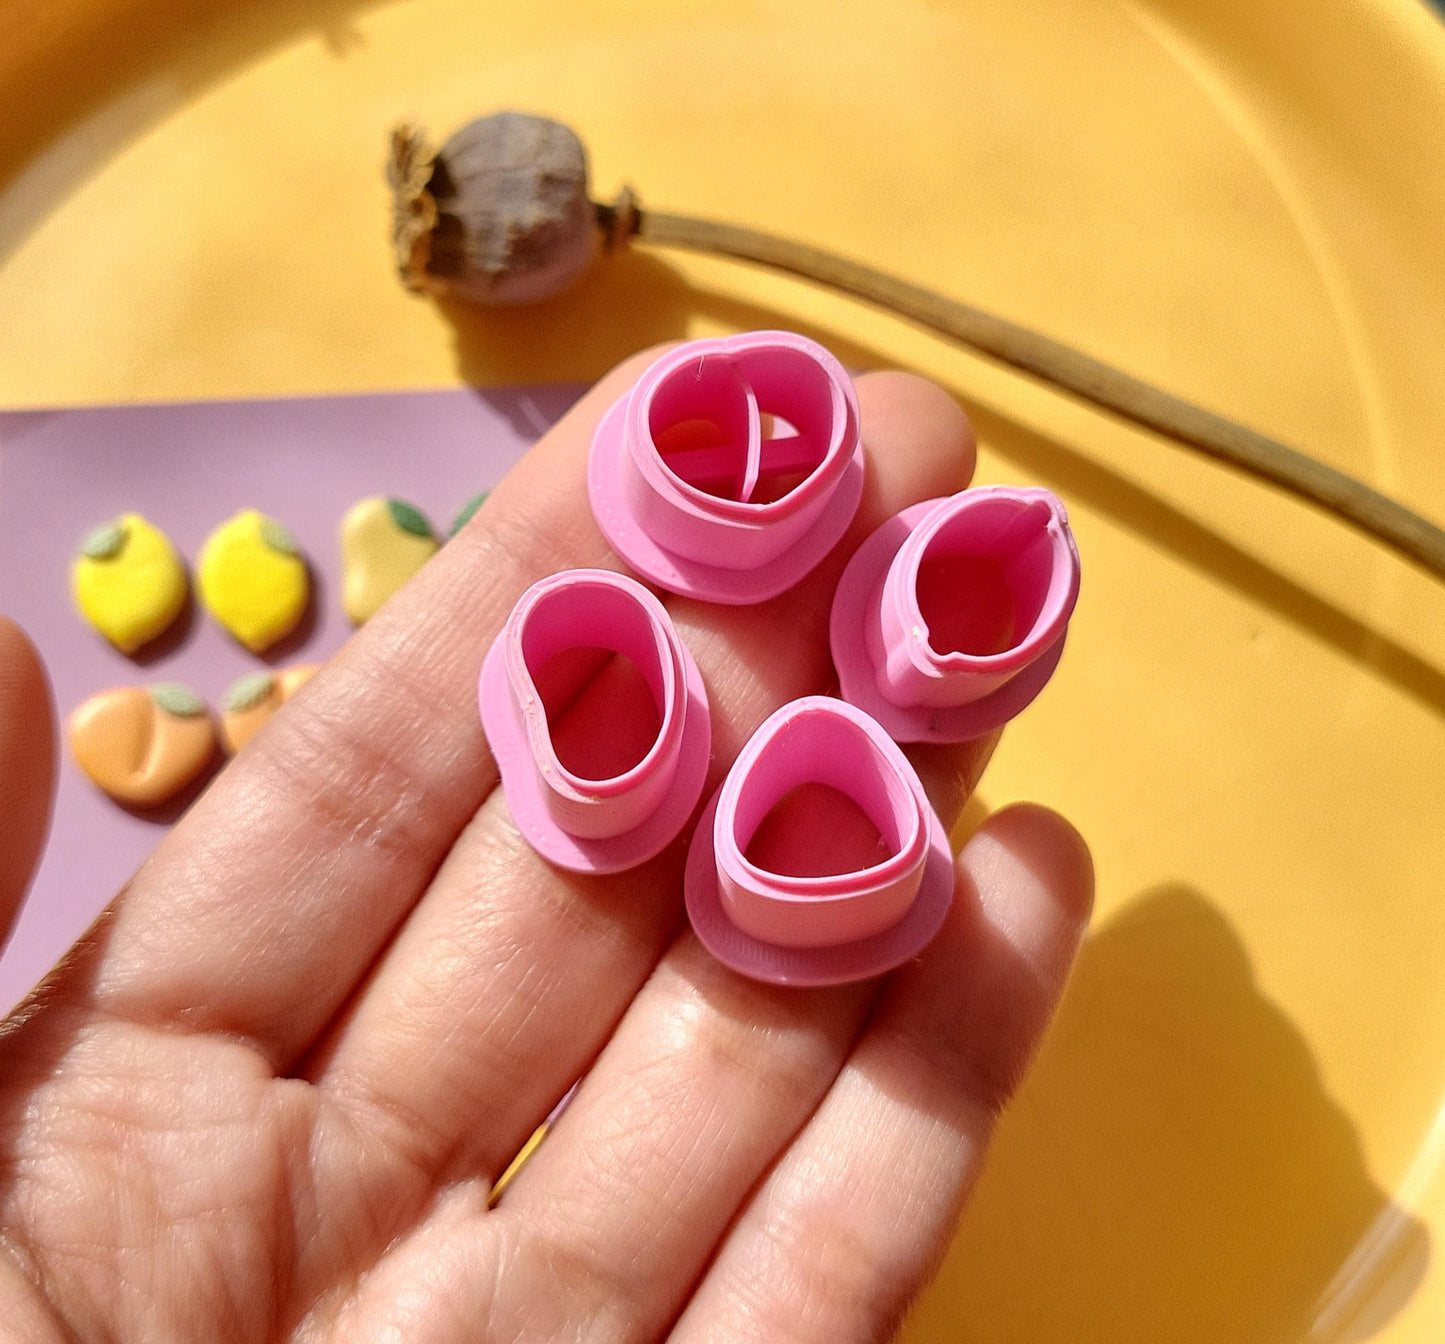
[389,111,601,306]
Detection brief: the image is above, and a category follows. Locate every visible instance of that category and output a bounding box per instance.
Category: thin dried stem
[601,191,1445,582]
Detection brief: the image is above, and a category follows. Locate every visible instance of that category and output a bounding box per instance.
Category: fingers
[76,352,659,1066]
[669,805,1093,1344]
[489,943,878,1342]
[307,373,979,1193]
[479,741,992,1343]
[0,618,55,950]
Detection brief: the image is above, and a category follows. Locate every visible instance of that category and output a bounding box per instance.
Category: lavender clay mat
[0,384,582,1012]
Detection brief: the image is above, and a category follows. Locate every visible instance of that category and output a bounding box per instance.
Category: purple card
[0,384,583,1012]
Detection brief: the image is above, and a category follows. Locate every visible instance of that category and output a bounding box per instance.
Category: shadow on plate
[905,884,1430,1344]
[968,407,1445,721]
[439,246,890,389]
[447,254,1445,723]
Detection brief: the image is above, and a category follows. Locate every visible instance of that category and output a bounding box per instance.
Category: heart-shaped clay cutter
[830,487,1080,744]
[588,331,864,604]
[685,696,954,986]
[479,569,712,874]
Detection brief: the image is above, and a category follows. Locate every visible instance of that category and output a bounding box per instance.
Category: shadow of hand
[907,885,1429,1343]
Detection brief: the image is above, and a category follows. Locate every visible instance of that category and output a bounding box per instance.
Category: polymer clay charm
[219,664,319,754]
[588,331,863,604]
[340,496,439,624]
[71,513,187,654]
[478,568,711,873]
[685,696,954,986]
[197,509,310,652]
[830,486,1080,743]
[448,490,489,538]
[69,683,217,807]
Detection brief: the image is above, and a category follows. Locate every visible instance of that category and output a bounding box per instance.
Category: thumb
[0,617,55,951]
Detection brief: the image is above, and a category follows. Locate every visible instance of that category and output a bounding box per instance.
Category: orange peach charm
[219,664,319,754]
[69,683,217,807]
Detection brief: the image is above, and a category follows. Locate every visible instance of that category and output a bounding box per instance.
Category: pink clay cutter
[479,569,712,874]
[830,487,1080,744]
[685,696,954,986]
[589,331,864,604]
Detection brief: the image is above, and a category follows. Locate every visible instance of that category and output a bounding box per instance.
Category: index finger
[63,352,663,1065]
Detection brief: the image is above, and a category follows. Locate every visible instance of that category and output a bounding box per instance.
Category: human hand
[0,355,1092,1343]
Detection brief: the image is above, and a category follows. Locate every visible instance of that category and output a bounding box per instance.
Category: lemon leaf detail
[448,491,489,538]
[223,671,277,714]
[150,683,206,717]
[387,499,434,539]
[80,520,127,561]
[259,518,300,556]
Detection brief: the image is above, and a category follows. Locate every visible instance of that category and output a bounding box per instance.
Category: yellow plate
[4,2,1445,1339]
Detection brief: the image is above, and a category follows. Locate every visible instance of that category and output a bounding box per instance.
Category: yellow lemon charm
[198,509,309,652]
[340,497,438,624]
[72,513,187,654]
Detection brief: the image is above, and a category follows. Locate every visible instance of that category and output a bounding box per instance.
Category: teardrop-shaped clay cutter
[478,569,712,874]
[830,486,1081,744]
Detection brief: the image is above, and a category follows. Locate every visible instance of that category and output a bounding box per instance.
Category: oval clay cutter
[588,331,864,604]
[830,486,1080,744]
[479,569,712,874]
[685,696,954,986]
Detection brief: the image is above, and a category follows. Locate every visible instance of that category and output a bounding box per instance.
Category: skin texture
[0,356,1093,1344]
